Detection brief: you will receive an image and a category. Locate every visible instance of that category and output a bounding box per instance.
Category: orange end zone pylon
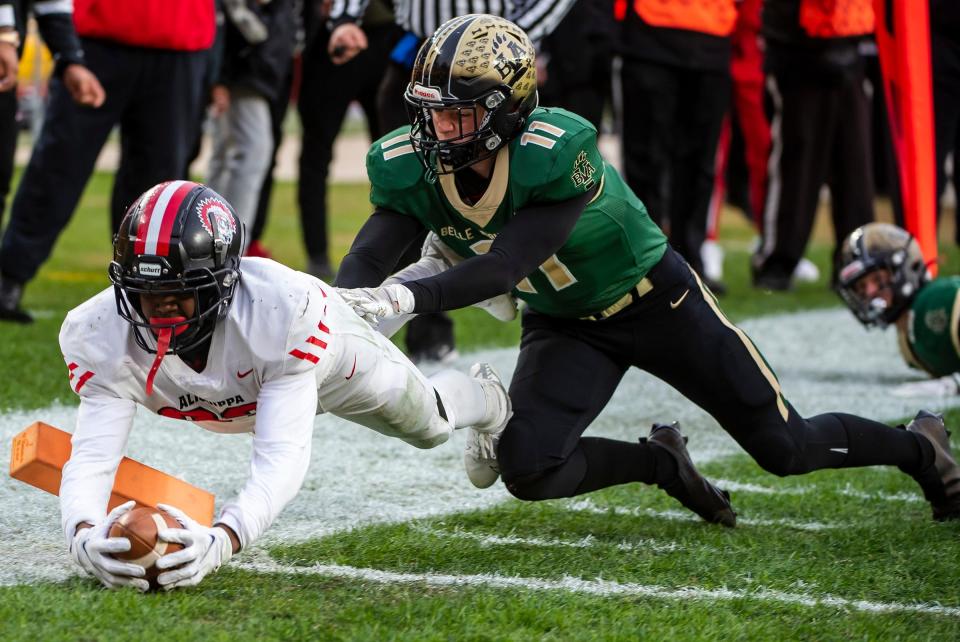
[9,421,215,526]
[875,0,938,275]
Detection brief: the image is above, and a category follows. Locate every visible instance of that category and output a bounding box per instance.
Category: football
[108,505,183,590]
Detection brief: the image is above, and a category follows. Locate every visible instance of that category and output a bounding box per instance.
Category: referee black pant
[298,22,402,266]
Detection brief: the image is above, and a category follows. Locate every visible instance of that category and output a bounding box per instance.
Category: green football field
[1,173,959,641]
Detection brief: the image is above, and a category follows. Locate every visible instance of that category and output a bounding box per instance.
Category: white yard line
[235,555,960,618]
[564,498,845,532]
[410,524,687,553]
[714,479,924,503]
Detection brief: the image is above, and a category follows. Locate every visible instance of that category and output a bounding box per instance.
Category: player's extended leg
[317,295,506,449]
[496,316,734,526]
[635,250,958,519]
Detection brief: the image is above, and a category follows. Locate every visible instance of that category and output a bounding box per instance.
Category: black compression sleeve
[334,209,424,288]
[404,189,593,312]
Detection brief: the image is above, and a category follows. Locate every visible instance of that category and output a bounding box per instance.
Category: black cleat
[0,278,32,324]
[904,410,960,521]
[648,422,737,527]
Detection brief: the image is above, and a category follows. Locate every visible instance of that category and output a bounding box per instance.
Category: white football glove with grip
[337,284,416,327]
[70,500,149,592]
[155,503,233,590]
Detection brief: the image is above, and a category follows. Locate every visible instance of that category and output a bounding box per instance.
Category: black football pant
[298,22,402,265]
[0,38,207,285]
[499,247,932,500]
[620,60,730,276]
[0,89,17,232]
[754,57,874,285]
[932,29,960,240]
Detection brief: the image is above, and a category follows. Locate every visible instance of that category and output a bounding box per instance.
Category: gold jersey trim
[438,146,510,228]
[691,267,789,422]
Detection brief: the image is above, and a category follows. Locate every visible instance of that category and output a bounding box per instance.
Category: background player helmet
[109,181,243,354]
[837,222,931,328]
[404,14,538,175]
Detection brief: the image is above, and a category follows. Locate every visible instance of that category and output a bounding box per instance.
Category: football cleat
[647,422,737,527]
[463,362,512,488]
[904,410,960,520]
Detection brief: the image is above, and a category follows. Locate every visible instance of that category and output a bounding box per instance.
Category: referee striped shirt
[328,0,575,45]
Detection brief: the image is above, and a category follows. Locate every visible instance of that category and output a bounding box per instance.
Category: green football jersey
[366,107,667,318]
[897,277,960,377]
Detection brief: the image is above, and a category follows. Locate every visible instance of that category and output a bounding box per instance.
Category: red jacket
[74,0,215,51]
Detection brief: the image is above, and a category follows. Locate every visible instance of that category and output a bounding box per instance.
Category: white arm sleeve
[59,395,137,545]
[216,369,318,550]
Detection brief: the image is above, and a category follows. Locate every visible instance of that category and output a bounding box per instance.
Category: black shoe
[904,410,960,521]
[410,342,459,365]
[0,278,33,324]
[648,422,737,527]
[752,270,793,292]
[306,257,335,282]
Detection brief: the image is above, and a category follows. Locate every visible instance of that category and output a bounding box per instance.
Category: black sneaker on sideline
[648,422,737,527]
[0,278,33,324]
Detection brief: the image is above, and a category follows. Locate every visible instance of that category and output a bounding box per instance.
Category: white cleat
[464,362,512,488]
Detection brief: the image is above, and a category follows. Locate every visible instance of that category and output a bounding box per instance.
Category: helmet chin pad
[149,316,190,337]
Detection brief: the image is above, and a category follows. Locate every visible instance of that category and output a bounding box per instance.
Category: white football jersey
[60,258,336,434]
[58,258,457,550]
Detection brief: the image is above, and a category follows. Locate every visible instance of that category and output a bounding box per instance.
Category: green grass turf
[1,174,959,640]
[3,434,959,641]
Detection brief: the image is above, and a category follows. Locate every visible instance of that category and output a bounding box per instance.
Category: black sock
[573,436,677,495]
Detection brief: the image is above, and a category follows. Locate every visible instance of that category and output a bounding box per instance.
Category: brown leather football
[108,505,184,590]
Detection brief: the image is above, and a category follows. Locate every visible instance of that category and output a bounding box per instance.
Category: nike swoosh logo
[670,289,690,309]
[345,355,358,380]
[829,447,848,454]
[237,368,254,379]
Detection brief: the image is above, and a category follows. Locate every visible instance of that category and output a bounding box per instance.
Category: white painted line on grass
[235,555,960,618]
[411,524,687,553]
[715,480,924,503]
[565,498,844,532]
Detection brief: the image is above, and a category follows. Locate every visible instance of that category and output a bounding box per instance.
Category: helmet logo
[411,83,442,101]
[138,262,162,278]
[197,197,237,246]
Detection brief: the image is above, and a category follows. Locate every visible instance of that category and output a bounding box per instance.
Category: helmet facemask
[837,223,930,328]
[109,181,243,393]
[109,260,238,355]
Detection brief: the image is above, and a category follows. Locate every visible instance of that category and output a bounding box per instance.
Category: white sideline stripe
[565,499,843,532]
[411,525,686,554]
[235,558,960,618]
[715,480,924,503]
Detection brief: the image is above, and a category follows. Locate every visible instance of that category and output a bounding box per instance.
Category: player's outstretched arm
[70,501,149,592]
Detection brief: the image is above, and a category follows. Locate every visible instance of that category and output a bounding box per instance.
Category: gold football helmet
[837,222,931,327]
[404,14,538,175]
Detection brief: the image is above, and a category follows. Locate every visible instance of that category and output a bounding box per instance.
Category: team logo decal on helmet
[405,14,538,177]
[197,197,237,246]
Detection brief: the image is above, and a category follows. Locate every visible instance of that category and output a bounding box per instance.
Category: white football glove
[154,503,234,590]
[890,373,960,398]
[337,284,416,327]
[70,500,149,592]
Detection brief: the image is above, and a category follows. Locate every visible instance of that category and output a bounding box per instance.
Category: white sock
[429,369,487,428]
